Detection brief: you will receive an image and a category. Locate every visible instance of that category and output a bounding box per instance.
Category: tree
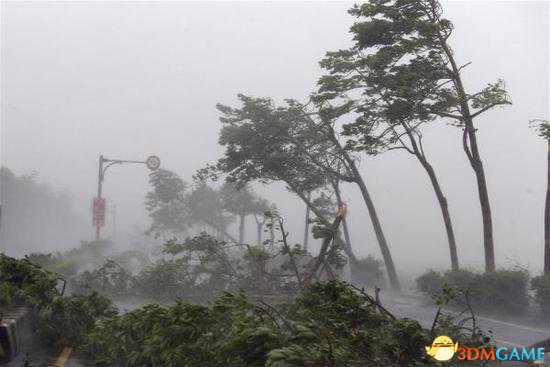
[215,95,400,289]
[146,169,236,241]
[316,79,460,271]
[145,169,191,238]
[285,99,400,289]
[214,97,368,281]
[0,167,82,255]
[303,191,312,251]
[532,120,550,274]
[317,0,510,272]
[220,182,272,244]
[187,183,236,241]
[252,200,275,246]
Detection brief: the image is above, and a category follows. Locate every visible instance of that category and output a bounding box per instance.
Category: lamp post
[94,154,160,241]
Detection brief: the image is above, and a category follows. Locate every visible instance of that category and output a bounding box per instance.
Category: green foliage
[353,255,386,287]
[34,291,117,348]
[26,252,78,278]
[186,183,236,236]
[317,0,510,127]
[530,119,550,140]
[146,169,191,237]
[0,253,59,312]
[216,95,330,193]
[416,269,444,297]
[531,274,550,317]
[430,285,493,354]
[0,253,118,350]
[133,259,192,301]
[473,270,529,315]
[70,232,318,303]
[74,260,135,299]
[221,182,268,217]
[416,269,529,316]
[81,280,432,367]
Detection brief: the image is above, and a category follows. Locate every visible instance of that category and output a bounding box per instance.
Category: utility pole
[93,154,160,241]
[95,155,104,241]
[112,204,117,243]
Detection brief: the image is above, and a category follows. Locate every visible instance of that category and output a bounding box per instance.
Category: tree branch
[470,101,512,119]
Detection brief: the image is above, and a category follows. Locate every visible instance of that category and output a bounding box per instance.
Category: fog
[1,0,548,281]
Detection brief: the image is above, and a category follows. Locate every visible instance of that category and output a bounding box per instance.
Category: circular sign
[145,155,161,171]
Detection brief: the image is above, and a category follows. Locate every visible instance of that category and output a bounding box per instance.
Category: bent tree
[532,120,550,274]
[285,100,400,289]
[316,74,460,271]
[215,95,400,288]
[320,0,510,272]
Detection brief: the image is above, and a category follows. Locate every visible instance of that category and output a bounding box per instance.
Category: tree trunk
[332,180,359,279]
[239,214,245,243]
[545,140,550,274]
[303,191,311,251]
[400,123,459,272]
[305,211,345,283]
[439,39,495,272]
[417,156,459,271]
[298,110,399,288]
[467,129,495,272]
[353,174,400,289]
[269,223,275,246]
[324,125,400,289]
[290,184,357,266]
[257,221,262,246]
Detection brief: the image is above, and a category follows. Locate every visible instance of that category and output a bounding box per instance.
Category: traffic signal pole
[93,154,160,242]
[95,155,104,241]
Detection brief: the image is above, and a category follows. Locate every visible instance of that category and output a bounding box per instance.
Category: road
[2,347,86,367]
[384,291,550,349]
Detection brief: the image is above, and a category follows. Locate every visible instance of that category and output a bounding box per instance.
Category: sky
[1,1,549,281]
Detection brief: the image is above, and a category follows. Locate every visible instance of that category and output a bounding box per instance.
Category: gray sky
[1,1,549,278]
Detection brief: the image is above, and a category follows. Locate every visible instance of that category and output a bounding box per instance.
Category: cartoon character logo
[425,335,459,361]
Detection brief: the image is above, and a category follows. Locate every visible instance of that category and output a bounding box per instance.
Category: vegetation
[0,167,82,255]
[81,280,431,367]
[416,269,530,316]
[212,94,399,289]
[220,182,271,244]
[531,274,550,318]
[0,254,116,349]
[317,0,510,272]
[34,292,117,348]
[1,0,547,364]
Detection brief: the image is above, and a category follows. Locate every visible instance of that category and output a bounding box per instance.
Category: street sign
[145,155,161,171]
[93,197,106,227]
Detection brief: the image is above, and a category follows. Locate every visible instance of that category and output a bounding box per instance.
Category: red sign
[93,197,106,227]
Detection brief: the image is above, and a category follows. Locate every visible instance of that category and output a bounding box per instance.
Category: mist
[1,1,548,277]
[2,2,550,365]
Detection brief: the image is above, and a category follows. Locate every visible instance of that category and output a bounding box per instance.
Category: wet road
[384,292,550,349]
[2,347,86,367]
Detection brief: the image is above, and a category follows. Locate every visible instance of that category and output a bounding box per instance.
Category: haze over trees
[0,0,548,364]
[207,0,516,287]
[0,167,83,255]
[146,168,275,245]
[316,0,510,273]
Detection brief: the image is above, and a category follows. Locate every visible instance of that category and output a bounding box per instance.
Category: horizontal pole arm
[102,158,146,164]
